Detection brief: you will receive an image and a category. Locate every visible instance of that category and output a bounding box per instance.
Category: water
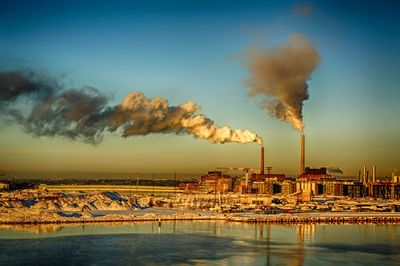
[0,222,399,265]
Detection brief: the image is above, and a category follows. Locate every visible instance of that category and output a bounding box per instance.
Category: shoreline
[1,212,400,225]
[1,190,400,226]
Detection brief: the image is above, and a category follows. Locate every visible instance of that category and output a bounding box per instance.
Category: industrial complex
[196,134,400,200]
[1,133,399,224]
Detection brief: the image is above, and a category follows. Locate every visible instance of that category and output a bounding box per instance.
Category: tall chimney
[363,165,367,184]
[372,165,376,183]
[300,134,305,174]
[260,145,265,175]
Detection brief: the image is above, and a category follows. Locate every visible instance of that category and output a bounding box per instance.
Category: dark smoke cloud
[0,70,57,102]
[0,69,260,144]
[244,34,320,131]
[327,167,344,175]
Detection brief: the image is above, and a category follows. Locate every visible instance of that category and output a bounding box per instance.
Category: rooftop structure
[299,167,332,181]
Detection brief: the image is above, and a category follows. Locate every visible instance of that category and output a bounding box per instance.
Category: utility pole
[266,166,273,179]
[214,181,217,207]
[174,172,177,196]
[136,173,140,195]
[152,173,155,196]
[129,174,132,200]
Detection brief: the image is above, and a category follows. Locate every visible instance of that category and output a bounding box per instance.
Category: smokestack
[260,145,265,175]
[300,134,305,174]
[363,165,367,184]
[372,165,376,183]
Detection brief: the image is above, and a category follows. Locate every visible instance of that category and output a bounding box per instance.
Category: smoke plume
[0,69,260,145]
[244,34,320,131]
[327,167,344,175]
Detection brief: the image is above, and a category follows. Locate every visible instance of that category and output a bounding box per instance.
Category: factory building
[234,178,251,194]
[200,171,233,193]
[197,135,400,200]
[296,167,332,197]
[369,183,400,199]
[239,195,272,206]
[251,172,286,182]
[0,181,10,191]
[281,181,297,195]
[323,181,354,196]
[251,180,281,194]
[358,166,400,198]
[342,183,367,197]
[299,167,332,181]
[198,168,400,199]
[296,135,331,198]
[178,182,200,192]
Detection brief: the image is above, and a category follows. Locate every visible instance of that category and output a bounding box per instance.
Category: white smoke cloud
[0,70,260,145]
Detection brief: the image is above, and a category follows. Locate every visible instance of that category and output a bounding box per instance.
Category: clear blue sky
[0,0,399,177]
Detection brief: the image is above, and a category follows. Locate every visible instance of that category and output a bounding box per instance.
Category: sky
[0,0,399,178]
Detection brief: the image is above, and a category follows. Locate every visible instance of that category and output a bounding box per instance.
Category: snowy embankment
[0,190,219,224]
[1,190,400,225]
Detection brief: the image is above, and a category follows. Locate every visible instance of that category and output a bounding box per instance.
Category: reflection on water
[0,224,65,234]
[249,223,315,266]
[297,224,315,242]
[0,222,398,265]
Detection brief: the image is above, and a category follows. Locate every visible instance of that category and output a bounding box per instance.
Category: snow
[0,190,399,225]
